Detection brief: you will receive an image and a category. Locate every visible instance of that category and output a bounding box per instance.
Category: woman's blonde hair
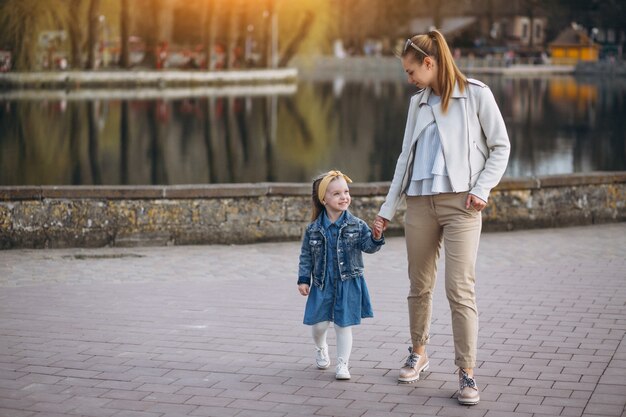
[401,29,467,113]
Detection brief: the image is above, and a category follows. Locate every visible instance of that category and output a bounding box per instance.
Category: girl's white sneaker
[335,357,350,380]
[315,345,330,369]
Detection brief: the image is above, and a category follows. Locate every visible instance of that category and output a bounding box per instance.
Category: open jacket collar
[417,81,467,106]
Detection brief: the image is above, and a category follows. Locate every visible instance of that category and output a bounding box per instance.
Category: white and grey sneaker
[335,357,350,380]
[457,369,480,405]
[398,347,429,383]
[315,345,330,369]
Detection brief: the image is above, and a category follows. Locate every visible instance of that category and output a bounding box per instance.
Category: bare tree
[67,0,83,69]
[137,0,162,68]
[201,0,216,70]
[259,0,274,67]
[119,0,130,68]
[278,10,315,67]
[86,0,101,69]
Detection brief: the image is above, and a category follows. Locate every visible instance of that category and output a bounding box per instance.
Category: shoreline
[0,83,297,100]
[0,67,298,90]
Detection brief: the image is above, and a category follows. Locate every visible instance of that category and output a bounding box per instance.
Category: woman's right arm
[377,96,419,221]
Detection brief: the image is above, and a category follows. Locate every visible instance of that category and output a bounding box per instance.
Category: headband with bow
[317,170,353,203]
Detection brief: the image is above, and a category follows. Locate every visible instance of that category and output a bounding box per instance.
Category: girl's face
[322,177,351,216]
[402,55,436,91]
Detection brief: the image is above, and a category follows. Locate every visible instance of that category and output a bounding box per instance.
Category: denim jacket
[297,210,384,290]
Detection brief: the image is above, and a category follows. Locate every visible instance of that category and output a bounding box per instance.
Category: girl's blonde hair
[401,29,467,113]
[311,173,328,221]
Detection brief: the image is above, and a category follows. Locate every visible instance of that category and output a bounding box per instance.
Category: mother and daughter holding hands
[297,29,510,406]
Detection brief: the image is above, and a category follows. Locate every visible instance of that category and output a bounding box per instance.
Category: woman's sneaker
[335,357,350,380]
[457,369,480,405]
[398,347,429,383]
[315,345,330,369]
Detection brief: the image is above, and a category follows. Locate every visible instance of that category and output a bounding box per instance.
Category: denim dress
[302,211,374,327]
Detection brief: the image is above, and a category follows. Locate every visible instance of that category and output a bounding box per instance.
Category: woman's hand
[465,194,487,211]
[298,283,310,296]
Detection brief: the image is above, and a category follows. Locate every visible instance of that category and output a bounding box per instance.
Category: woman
[373,30,510,405]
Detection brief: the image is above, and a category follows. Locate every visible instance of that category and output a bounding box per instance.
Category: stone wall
[1,172,625,249]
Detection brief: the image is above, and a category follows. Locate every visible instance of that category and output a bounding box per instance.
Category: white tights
[312,321,352,363]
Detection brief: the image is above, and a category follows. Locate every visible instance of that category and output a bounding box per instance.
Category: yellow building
[549,26,599,64]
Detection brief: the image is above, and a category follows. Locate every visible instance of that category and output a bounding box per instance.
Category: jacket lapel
[431,82,469,178]
[410,89,435,145]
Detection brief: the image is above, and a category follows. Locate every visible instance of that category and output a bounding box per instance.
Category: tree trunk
[432,0,443,31]
[259,0,274,68]
[119,0,130,68]
[235,0,248,68]
[223,4,234,69]
[141,0,161,68]
[201,0,215,70]
[86,0,101,69]
[68,0,82,69]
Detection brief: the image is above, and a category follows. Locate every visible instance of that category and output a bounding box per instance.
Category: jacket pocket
[474,140,488,161]
[469,140,488,180]
[309,238,323,253]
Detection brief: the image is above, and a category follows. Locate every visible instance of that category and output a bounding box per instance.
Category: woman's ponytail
[429,30,466,113]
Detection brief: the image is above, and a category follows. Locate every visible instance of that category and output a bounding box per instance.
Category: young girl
[297,170,384,380]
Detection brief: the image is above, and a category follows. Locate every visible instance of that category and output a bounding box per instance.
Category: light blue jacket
[297,210,384,290]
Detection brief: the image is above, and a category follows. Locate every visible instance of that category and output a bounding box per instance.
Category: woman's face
[402,55,436,90]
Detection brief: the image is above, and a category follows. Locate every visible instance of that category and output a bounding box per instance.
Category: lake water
[1,74,625,185]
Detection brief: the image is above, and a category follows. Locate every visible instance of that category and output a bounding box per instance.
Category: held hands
[465,194,487,211]
[372,216,388,240]
[298,283,310,296]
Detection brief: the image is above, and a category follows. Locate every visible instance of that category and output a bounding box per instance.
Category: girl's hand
[465,194,487,211]
[373,216,388,239]
[372,229,381,240]
[372,223,382,240]
[298,283,310,296]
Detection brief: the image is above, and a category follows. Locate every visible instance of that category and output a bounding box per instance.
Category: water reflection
[482,75,626,177]
[0,76,624,185]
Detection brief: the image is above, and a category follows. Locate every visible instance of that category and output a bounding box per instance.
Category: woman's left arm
[470,86,511,203]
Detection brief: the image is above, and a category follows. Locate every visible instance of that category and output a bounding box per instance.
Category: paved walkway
[1,223,625,417]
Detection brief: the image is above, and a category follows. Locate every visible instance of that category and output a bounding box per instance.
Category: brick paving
[0,223,625,417]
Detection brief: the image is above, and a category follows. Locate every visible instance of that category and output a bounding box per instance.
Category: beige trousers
[404,192,482,369]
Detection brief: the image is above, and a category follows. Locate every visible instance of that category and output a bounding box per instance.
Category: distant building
[549,25,599,64]
[499,16,547,49]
